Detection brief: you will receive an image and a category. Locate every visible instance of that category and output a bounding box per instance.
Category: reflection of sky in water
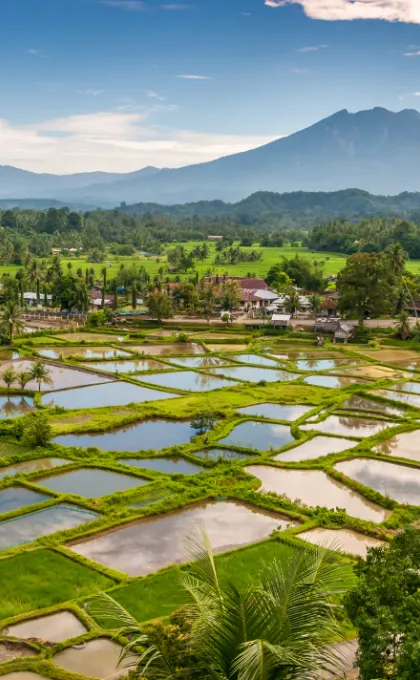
[301,415,392,437]
[0,505,98,549]
[375,431,420,462]
[41,382,178,408]
[336,458,420,505]
[0,487,49,514]
[237,403,312,421]
[55,420,196,452]
[0,458,68,480]
[219,421,294,450]
[36,468,146,497]
[209,367,298,383]
[142,371,235,391]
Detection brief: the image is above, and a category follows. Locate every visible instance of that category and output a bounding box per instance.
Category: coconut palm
[0,301,25,340]
[385,243,408,278]
[91,529,348,680]
[29,361,53,392]
[308,293,323,318]
[101,266,107,309]
[1,368,17,390]
[17,371,31,390]
[396,311,412,340]
[26,258,46,306]
[284,289,301,318]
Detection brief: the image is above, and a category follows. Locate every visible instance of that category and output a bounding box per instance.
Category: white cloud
[408,92,420,96]
[296,44,327,51]
[84,89,103,96]
[146,90,165,100]
[404,50,420,56]
[99,0,146,10]
[27,49,38,55]
[0,109,280,174]
[177,74,213,80]
[264,0,420,23]
[161,4,189,8]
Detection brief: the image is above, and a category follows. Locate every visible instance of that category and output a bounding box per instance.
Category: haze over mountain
[2,108,420,207]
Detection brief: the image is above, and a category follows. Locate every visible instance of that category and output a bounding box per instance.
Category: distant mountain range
[2,107,420,206]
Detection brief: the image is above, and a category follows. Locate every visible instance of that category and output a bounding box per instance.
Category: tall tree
[29,361,52,392]
[395,311,411,339]
[101,266,107,309]
[337,252,397,323]
[284,288,301,318]
[220,280,242,312]
[308,293,323,318]
[26,259,45,306]
[385,243,408,277]
[147,291,173,321]
[0,301,24,340]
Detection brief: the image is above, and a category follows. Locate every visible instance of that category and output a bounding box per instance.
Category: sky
[2,0,420,174]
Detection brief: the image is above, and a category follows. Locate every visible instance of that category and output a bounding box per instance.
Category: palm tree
[284,289,301,318]
[385,243,408,278]
[1,368,17,390]
[308,293,323,318]
[49,255,63,280]
[0,301,25,340]
[91,529,348,680]
[26,259,45,306]
[396,311,411,340]
[101,266,107,309]
[17,371,31,390]
[29,361,52,392]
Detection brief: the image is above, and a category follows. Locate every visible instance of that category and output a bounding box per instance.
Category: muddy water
[0,458,69,480]
[0,487,48,515]
[301,415,392,437]
[70,501,293,576]
[53,639,137,678]
[54,419,196,452]
[0,396,34,419]
[298,527,385,558]
[245,466,388,522]
[275,436,358,463]
[341,395,404,416]
[219,421,294,451]
[0,505,99,549]
[304,375,361,388]
[361,349,420,362]
[209,366,298,383]
[207,344,247,352]
[237,403,312,421]
[129,343,205,355]
[335,457,420,505]
[41,381,178,409]
[0,350,19,361]
[36,468,146,497]
[6,611,86,642]
[37,347,132,360]
[54,333,125,342]
[375,431,420,462]
[142,370,236,392]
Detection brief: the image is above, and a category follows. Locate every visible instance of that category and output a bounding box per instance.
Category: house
[404,298,420,316]
[267,294,311,316]
[240,288,279,311]
[23,292,53,307]
[89,290,114,309]
[313,318,354,343]
[320,295,339,318]
[333,321,354,343]
[208,235,223,241]
[271,314,291,328]
[51,248,62,255]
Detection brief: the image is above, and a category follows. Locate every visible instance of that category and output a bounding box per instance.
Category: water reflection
[298,528,384,557]
[301,415,392,437]
[375,431,420,462]
[41,382,178,409]
[209,367,298,383]
[219,421,294,451]
[341,395,404,416]
[0,458,69,480]
[237,403,312,421]
[142,371,236,392]
[38,347,132,360]
[335,457,420,505]
[0,396,34,419]
[35,468,147,497]
[275,436,358,462]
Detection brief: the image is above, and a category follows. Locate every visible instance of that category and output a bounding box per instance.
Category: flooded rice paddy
[54,419,197,452]
[335,458,420,505]
[1,359,109,391]
[0,487,49,515]
[166,356,227,369]
[295,359,360,371]
[219,421,294,450]
[141,370,235,391]
[41,381,178,409]
[245,466,388,522]
[37,347,132,360]
[372,389,420,408]
[209,366,298,383]
[360,349,420,363]
[301,415,392,437]
[236,403,313,421]
[375,431,420,462]
[70,500,294,576]
[298,528,385,557]
[53,639,136,679]
[233,353,280,367]
[388,382,420,394]
[340,395,404,416]
[0,458,69,480]
[80,359,166,373]
[6,611,87,643]
[35,468,146,497]
[207,344,247,352]
[193,448,252,461]
[303,375,362,388]
[128,343,205,355]
[0,350,19,360]
[0,505,99,549]
[0,396,34,419]
[275,436,358,462]
[120,457,205,475]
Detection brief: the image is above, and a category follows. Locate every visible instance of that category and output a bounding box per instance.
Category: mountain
[2,108,420,205]
[120,189,420,221]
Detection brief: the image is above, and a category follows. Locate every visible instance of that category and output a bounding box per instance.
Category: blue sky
[1,0,420,173]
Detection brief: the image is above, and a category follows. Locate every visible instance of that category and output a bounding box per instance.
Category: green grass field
[4,242,420,281]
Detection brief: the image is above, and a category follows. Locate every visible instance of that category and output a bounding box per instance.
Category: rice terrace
[0,321,420,678]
